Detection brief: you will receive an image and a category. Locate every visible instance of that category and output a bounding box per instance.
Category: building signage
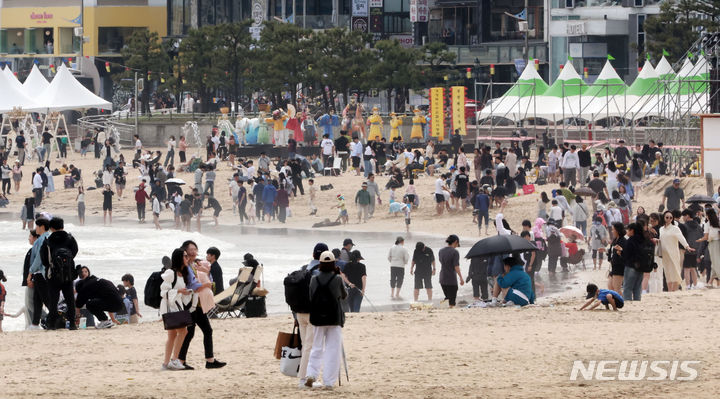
[352,16,369,33]
[250,0,266,40]
[409,0,428,23]
[370,8,383,33]
[390,34,414,47]
[566,22,586,36]
[370,0,383,7]
[30,11,54,23]
[352,0,369,17]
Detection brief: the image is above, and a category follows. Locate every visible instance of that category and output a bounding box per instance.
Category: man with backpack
[284,243,326,388]
[40,217,78,330]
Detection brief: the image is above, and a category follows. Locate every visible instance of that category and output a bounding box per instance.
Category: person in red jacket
[135,182,150,223]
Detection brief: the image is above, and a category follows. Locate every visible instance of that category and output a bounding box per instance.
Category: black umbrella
[686,194,715,204]
[465,235,538,259]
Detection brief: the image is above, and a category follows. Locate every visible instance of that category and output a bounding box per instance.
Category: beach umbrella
[165,178,186,185]
[574,187,596,197]
[560,226,584,240]
[686,194,715,204]
[465,235,537,259]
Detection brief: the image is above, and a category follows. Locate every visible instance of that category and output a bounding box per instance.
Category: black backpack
[46,246,77,283]
[309,275,343,327]
[636,240,656,273]
[283,265,317,313]
[144,269,165,309]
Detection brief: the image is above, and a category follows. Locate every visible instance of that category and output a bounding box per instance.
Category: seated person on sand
[178,155,203,173]
[579,283,624,311]
[492,257,535,307]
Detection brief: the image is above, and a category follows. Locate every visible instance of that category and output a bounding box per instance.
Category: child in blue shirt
[579,283,624,311]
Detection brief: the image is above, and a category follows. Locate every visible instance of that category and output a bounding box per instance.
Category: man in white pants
[305,250,347,389]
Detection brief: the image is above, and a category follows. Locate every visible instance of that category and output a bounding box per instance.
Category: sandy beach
[2,145,713,238]
[2,289,719,398]
[3,147,720,397]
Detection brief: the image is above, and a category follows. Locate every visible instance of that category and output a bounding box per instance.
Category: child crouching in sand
[579,283,624,311]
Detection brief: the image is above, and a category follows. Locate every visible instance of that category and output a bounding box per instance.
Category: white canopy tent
[477,62,549,122]
[3,66,24,93]
[0,68,43,113]
[22,64,50,97]
[580,60,629,120]
[534,61,588,121]
[38,64,112,111]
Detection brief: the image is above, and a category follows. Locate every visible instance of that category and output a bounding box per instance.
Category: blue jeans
[347,288,363,312]
[623,266,643,301]
[477,209,489,229]
[575,220,587,237]
[363,160,372,178]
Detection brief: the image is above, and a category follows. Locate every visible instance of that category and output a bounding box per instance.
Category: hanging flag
[607,54,615,60]
[583,67,588,79]
[161,75,165,83]
[568,55,573,61]
[489,64,495,75]
[688,51,694,59]
[50,64,56,74]
[534,58,539,70]
[662,49,670,57]
[646,53,651,61]
[514,8,527,20]
[33,59,39,65]
[105,61,110,72]
[701,49,706,56]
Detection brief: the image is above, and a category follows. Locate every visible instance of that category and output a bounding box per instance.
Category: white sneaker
[27,325,43,331]
[167,359,184,370]
[96,320,114,329]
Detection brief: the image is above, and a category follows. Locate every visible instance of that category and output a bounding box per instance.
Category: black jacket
[40,230,79,268]
[210,261,224,294]
[22,248,31,287]
[75,276,123,310]
[609,236,627,276]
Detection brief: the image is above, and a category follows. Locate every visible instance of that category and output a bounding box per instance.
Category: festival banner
[451,86,466,135]
[429,87,445,139]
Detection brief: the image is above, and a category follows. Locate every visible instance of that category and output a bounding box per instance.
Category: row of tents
[0,64,112,113]
[478,56,710,122]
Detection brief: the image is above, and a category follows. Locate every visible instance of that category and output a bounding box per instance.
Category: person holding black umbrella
[438,235,464,308]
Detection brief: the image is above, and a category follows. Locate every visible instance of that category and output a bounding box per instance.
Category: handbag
[161,274,193,330]
[280,346,302,377]
[274,321,302,359]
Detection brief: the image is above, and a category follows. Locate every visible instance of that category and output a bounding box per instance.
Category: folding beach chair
[207,265,262,319]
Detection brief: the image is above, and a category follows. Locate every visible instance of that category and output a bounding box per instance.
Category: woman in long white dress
[43,161,55,197]
[659,210,694,291]
[696,208,720,288]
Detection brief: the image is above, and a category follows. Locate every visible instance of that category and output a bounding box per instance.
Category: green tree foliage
[644,0,720,62]
[369,39,423,112]
[120,30,169,114]
[308,28,376,110]
[252,21,312,108]
[215,20,254,108]
[179,25,226,113]
[419,41,456,86]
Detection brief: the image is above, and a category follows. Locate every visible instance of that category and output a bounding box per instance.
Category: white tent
[534,61,588,121]
[3,66,24,93]
[626,60,662,119]
[38,64,112,111]
[477,62,549,122]
[655,56,676,80]
[580,60,628,120]
[23,64,50,97]
[0,67,43,113]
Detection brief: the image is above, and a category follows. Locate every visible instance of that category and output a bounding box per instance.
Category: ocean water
[0,221,464,332]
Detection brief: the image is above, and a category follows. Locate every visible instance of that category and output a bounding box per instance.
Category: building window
[384,0,410,34]
[637,14,646,54]
[98,27,145,54]
[58,27,80,54]
[168,0,191,36]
